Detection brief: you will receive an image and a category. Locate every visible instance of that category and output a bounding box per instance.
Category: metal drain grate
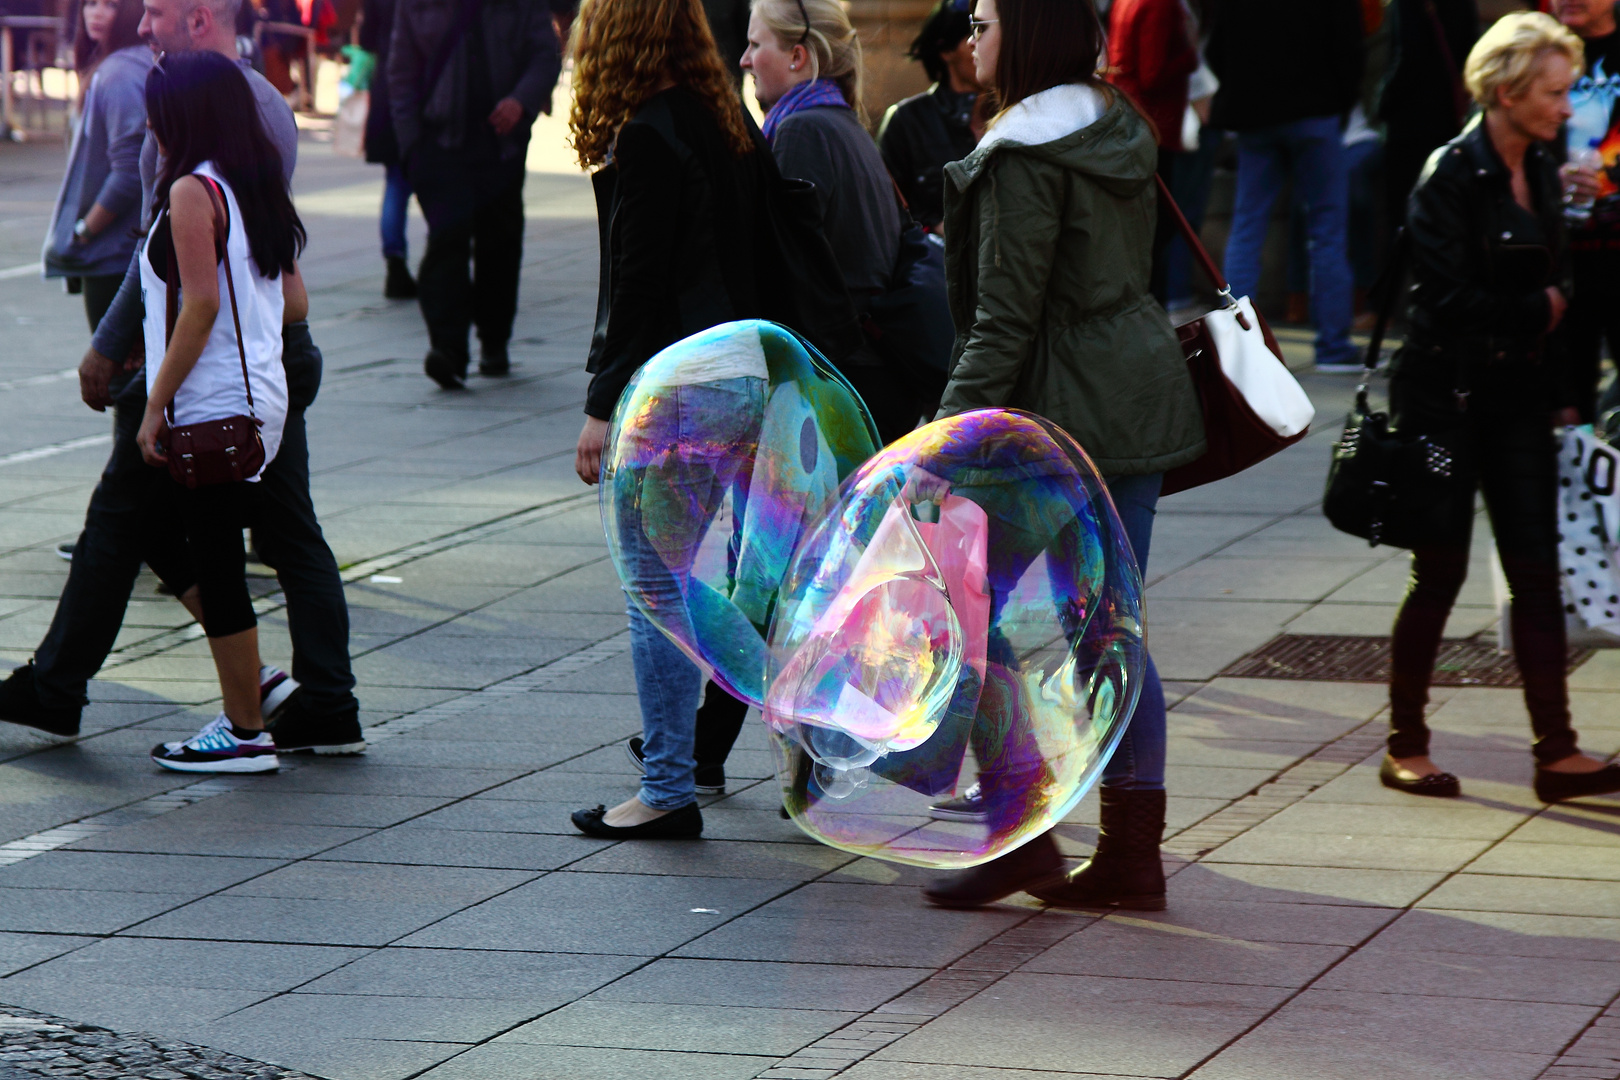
[1217,633,1592,688]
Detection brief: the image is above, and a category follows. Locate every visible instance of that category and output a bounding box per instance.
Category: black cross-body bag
[1321,230,1475,548]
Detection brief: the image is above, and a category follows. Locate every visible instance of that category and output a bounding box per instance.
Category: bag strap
[162,174,256,423]
[1358,227,1410,408]
[197,175,256,420]
[1154,173,1251,329]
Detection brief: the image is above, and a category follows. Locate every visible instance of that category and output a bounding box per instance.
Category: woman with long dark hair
[42,0,148,329]
[920,0,1204,910]
[134,51,309,774]
[568,0,771,838]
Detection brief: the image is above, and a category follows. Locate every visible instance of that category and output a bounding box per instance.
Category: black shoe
[54,541,73,562]
[923,831,1064,909]
[1028,788,1167,911]
[424,348,467,390]
[384,256,417,300]
[929,782,986,822]
[1379,756,1461,799]
[267,700,366,755]
[478,342,510,377]
[570,802,703,839]
[1533,763,1620,803]
[0,663,80,738]
[626,736,726,796]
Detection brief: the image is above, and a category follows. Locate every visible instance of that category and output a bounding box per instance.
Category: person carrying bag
[133,52,309,774]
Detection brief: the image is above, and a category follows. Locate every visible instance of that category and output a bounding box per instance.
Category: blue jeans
[1098,472,1166,791]
[381,162,411,260]
[1289,136,1382,294]
[620,378,765,810]
[1225,116,1356,366]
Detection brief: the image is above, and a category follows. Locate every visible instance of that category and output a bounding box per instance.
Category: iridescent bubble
[764,410,1145,867]
[601,320,880,706]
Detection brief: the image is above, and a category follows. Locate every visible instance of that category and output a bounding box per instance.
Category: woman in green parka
[921,0,1205,910]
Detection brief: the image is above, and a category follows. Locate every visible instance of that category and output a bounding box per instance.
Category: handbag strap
[162,173,256,423]
[1358,227,1410,408]
[1154,173,1251,328]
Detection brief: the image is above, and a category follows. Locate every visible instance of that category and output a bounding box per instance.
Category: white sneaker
[259,666,300,721]
[151,714,279,773]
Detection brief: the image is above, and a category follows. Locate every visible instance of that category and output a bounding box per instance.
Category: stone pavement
[0,124,1615,1080]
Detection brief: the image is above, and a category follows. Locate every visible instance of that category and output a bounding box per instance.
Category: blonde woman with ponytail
[742,0,918,442]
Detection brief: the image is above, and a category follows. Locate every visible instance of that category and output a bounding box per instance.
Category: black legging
[1387,371,1576,765]
[178,480,257,639]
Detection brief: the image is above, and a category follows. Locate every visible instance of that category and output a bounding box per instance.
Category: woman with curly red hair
[569,0,772,839]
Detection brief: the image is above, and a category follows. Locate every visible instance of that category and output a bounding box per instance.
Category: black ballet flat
[1379,757,1461,798]
[570,802,703,839]
[1533,763,1620,804]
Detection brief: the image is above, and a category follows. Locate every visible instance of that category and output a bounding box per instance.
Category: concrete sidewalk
[0,132,1616,1080]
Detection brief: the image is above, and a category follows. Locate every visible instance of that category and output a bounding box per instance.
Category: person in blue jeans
[1206,0,1364,369]
[360,0,417,300]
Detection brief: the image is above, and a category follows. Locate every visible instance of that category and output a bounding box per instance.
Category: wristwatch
[72,218,90,243]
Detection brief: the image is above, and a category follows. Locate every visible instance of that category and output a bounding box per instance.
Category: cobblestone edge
[0,1005,316,1080]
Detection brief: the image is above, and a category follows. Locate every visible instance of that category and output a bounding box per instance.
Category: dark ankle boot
[1028,787,1166,911]
[384,256,417,299]
[922,830,1064,909]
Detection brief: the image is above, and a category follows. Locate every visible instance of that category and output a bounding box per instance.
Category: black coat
[360,0,400,164]
[1377,0,1478,146]
[1206,0,1363,131]
[1396,117,1576,412]
[877,83,977,231]
[585,88,768,419]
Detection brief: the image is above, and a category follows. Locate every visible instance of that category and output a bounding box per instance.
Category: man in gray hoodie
[0,0,362,754]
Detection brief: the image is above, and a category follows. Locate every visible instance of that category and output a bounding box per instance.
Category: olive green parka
[937,84,1205,477]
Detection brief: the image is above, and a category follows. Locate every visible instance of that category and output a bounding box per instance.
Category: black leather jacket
[1402,116,1571,369]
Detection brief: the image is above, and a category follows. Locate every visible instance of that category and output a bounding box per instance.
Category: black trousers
[31,323,357,719]
[410,141,526,360]
[1561,258,1620,424]
[179,480,255,639]
[1387,372,1576,764]
[82,273,125,334]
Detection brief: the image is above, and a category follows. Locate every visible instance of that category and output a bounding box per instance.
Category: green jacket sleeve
[939,151,1065,414]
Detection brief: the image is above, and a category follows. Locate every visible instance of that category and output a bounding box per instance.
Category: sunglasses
[968,16,997,39]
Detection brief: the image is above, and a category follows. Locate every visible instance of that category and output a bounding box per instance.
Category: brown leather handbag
[161,174,265,489]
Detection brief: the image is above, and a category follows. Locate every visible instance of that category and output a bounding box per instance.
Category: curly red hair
[569,0,754,168]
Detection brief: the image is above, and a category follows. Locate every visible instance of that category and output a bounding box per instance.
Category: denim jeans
[1224,116,1357,366]
[1289,136,1382,295]
[620,378,766,809]
[31,323,357,719]
[380,162,411,261]
[1098,472,1167,792]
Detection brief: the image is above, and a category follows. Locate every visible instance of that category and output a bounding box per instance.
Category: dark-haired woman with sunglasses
[133,50,309,774]
[920,0,1204,911]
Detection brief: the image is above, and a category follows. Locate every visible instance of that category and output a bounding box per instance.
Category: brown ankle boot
[1028,788,1166,911]
[922,830,1064,909]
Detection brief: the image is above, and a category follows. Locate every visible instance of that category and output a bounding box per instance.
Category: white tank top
[141,162,287,480]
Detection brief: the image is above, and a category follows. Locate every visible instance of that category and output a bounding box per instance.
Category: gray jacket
[388,0,561,159]
[43,45,152,279]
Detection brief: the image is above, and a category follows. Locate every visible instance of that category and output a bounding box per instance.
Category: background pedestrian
[359,0,417,301]
[389,0,562,388]
[43,0,149,331]
[877,0,980,233]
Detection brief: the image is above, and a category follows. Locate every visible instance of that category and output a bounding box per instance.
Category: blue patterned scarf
[761,78,850,142]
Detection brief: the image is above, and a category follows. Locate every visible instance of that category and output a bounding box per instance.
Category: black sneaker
[626,736,725,795]
[478,342,510,377]
[384,256,418,300]
[267,701,366,755]
[0,662,80,738]
[424,348,467,390]
[54,541,74,561]
[929,782,986,822]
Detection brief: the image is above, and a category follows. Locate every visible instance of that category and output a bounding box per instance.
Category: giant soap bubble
[764,410,1145,867]
[601,320,880,706]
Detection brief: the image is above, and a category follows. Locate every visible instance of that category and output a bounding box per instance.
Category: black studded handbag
[1322,232,1475,549]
